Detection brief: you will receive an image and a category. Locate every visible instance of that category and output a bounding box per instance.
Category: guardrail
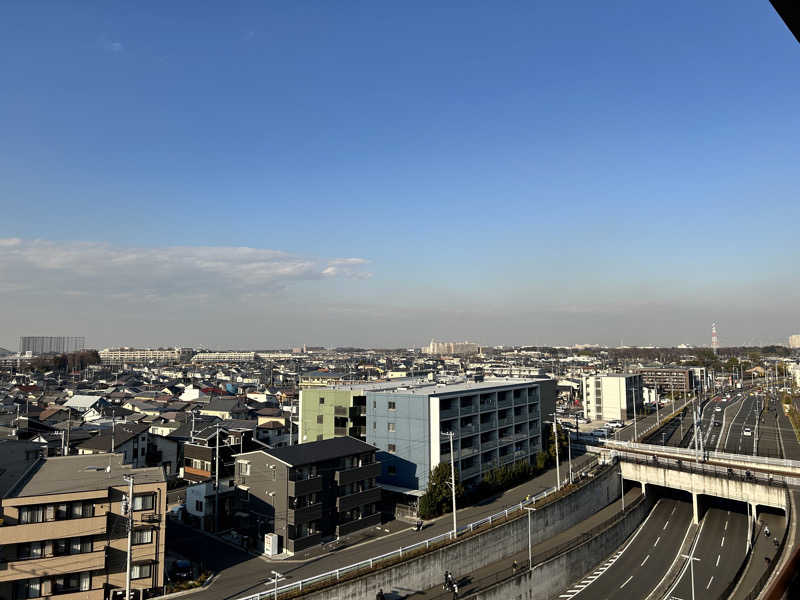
[604,439,800,471]
[234,458,602,600]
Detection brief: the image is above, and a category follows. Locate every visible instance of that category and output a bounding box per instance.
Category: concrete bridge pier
[692,492,699,524]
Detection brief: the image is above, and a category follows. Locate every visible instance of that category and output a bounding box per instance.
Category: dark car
[171,560,193,581]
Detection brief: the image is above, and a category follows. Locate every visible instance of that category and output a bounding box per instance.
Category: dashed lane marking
[654,536,661,547]
[716,554,720,567]
[707,576,714,590]
[641,554,650,567]
[664,520,670,530]
[620,576,633,589]
[721,536,725,548]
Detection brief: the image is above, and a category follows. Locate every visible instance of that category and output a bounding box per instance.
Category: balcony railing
[479,401,496,412]
[335,461,382,486]
[336,487,381,512]
[288,503,323,525]
[459,446,477,458]
[0,549,106,583]
[479,420,496,432]
[288,476,323,497]
[440,406,459,419]
[480,439,498,451]
[460,465,480,479]
[497,396,513,409]
[0,515,108,545]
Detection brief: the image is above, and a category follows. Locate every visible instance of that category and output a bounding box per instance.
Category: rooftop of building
[237,436,377,467]
[319,376,548,396]
[6,453,165,498]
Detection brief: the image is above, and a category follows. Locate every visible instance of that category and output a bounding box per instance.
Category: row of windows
[16,572,91,598]
[17,537,93,560]
[19,501,95,524]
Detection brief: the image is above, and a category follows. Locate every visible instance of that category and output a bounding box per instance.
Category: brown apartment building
[0,453,166,600]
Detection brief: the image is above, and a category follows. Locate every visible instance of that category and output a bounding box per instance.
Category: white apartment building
[191,351,257,363]
[790,334,800,349]
[424,339,480,355]
[99,347,194,365]
[582,373,644,423]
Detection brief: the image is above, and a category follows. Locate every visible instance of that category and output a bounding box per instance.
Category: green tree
[418,463,464,519]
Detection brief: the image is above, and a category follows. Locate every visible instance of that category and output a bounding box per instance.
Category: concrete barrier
[464,492,654,600]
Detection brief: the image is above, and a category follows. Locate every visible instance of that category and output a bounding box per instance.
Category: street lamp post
[681,553,700,600]
[567,433,573,484]
[525,506,536,570]
[268,570,284,600]
[548,414,561,490]
[441,431,458,538]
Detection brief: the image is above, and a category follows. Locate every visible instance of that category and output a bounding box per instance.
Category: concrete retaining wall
[294,465,622,599]
[471,492,654,600]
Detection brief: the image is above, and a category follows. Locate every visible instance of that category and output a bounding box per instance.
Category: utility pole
[111,409,116,453]
[567,433,573,484]
[215,423,220,533]
[620,468,625,511]
[525,506,536,570]
[123,474,134,600]
[548,414,561,490]
[441,431,457,538]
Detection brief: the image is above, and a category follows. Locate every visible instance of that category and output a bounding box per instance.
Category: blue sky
[1,2,798,349]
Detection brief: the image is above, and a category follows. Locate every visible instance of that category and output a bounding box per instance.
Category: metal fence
[235,458,602,600]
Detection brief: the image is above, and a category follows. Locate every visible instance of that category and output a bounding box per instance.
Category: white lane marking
[707,576,714,590]
[721,536,725,547]
[654,536,661,547]
[620,576,633,589]
[641,554,650,567]
[560,499,663,599]
[716,554,720,567]
[663,512,708,600]
[664,520,670,530]
[725,521,728,531]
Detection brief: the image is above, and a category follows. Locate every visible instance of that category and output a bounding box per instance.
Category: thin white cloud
[99,35,124,53]
[0,238,371,301]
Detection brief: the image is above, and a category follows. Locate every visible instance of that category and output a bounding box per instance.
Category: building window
[132,528,153,545]
[316,414,324,424]
[18,542,44,560]
[19,506,44,524]
[317,434,323,441]
[373,400,376,408]
[195,500,203,512]
[131,562,153,579]
[53,573,85,594]
[15,578,40,599]
[319,397,325,405]
[388,423,396,432]
[387,465,397,476]
[388,444,396,453]
[372,422,376,430]
[132,494,155,511]
[239,461,251,476]
[388,401,396,411]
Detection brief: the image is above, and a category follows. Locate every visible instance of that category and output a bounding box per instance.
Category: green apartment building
[298,389,367,443]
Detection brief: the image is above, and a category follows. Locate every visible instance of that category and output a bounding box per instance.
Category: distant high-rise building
[424,339,480,355]
[711,323,719,353]
[19,336,85,355]
[789,334,800,349]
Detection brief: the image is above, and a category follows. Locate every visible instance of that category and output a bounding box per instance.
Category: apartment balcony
[497,416,513,427]
[479,420,496,433]
[336,512,381,537]
[458,446,477,458]
[335,462,382,486]
[334,426,348,436]
[460,465,480,479]
[0,515,108,545]
[440,406,459,419]
[514,449,528,459]
[514,431,528,441]
[0,549,106,582]
[183,465,211,482]
[479,439,498,451]
[459,404,477,416]
[336,487,381,513]
[441,421,459,436]
[288,503,323,525]
[459,424,477,436]
[497,396,513,409]
[479,401,496,412]
[500,453,515,465]
[481,460,498,472]
[498,435,514,446]
[288,476,323,497]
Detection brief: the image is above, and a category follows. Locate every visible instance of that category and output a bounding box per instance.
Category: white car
[715,407,722,412]
[743,428,752,437]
